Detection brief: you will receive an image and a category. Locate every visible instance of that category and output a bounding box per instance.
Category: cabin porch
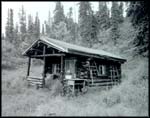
[26,53,65,88]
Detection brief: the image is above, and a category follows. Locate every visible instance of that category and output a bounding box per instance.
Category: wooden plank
[27,76,43,81]
[31,53,65,58]
[27,79,43,83]
[28,81,43,85]
[27,79,43,82]
[30,48,43,53]
[28,76,43,80]
[87,79,112,82]
[89,84,113,87]
[28,82,43,87]
[28,80,43,84]
[88,81,112,84]
[28,81,43,86]
[27,77,43,81]
[27,80,43,83]
[88,81,115,86]
[87,79,120,84]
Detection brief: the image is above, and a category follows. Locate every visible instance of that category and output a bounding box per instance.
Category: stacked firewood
[77,61,90,79]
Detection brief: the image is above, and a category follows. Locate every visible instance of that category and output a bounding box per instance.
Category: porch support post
[42,46,46,87]
[60,55,64,81]
[119,64,122,84]
[27,56,31,78]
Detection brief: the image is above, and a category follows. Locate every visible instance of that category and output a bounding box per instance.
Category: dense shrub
[2,40,27,69]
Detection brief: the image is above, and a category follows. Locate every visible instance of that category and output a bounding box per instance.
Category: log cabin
[22,36,126,90]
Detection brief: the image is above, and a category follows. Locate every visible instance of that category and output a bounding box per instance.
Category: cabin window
[98,65,106,75]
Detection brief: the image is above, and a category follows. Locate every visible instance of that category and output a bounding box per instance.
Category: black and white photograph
[1,1,148,116]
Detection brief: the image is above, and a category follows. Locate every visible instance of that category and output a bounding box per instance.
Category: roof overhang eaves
[68,49,126,63]
[40,39,68,52]
[22,38,68,57]
[22,39,40,56]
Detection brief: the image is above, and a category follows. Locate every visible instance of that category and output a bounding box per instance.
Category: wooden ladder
[89,61,99,86]
[93,61,99,76]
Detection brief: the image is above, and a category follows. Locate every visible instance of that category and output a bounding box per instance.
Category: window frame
[98,65,106,76]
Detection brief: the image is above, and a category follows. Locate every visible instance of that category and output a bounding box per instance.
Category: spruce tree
[5,8,10,41]
[118,2,124,23]
[67,7,73,19]
[90,11,98,47]
[79,2,96,47]
[45,20,53,37]
[96,2,110,30]
[53,2,65,25]
[110,2,120,45]
[34,12,40,38]
[14,22,19,46]
[19,5,26,41]
[27,14,35,43]
[5,8,14,43]
[53,21,69,40]
[42,24,45,35]
[53,2,71,41]
[127,1,149,56]
[27,14,34,35]
[9,9,14,43]
[48,11,52,27]
[44,11,52,37]
[44,21,48,36]
[66,7,76,42]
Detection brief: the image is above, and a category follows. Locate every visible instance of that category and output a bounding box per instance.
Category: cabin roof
[23,36,126,63]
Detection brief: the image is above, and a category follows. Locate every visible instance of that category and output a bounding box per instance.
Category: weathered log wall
[75,57,122,86]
